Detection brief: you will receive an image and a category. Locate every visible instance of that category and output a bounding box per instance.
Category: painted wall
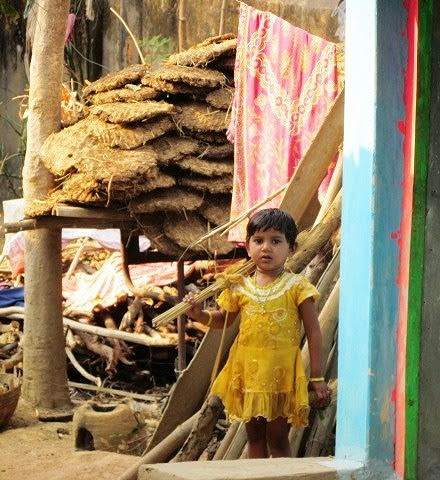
[337,0,407,474]
[416,1,440,477]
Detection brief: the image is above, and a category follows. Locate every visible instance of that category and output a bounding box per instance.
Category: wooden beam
[52,204,129,220]
[4,217,136,233]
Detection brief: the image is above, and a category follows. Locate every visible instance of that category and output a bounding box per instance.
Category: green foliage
[0,106,26,197]
[0,1,20,21]
[139,35,174,69]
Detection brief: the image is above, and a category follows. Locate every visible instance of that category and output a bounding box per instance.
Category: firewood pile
[0,246,235,392]
[28,34,237,257]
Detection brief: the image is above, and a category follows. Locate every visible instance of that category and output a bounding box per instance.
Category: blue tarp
[0,287,24,308]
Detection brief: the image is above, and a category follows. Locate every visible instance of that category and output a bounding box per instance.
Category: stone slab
[139,457,361,480]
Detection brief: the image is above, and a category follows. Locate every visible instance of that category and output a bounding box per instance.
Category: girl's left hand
[309,381,331,409]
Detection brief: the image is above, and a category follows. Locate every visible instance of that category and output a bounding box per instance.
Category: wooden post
[178,0,187,52]
[219,0,228,35]
[21,0,72,419]
[176,258,186,373]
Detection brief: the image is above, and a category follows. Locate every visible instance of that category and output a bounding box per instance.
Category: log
[313,154,343,228]
[76,332,118,375]
[212,421,240,460]
[65,347,101,386]
[171,396,224,462]
[0,348,23,371]
[302,280,339,376]
[117,412,198,480]
[286,190,341,274]
[289,283,339,455]
[63,318,176,347]
[316,249,340,312]
[304,381,338,457]
[223,422,247,460]
[302,244,332,286]
[68,381,164,402]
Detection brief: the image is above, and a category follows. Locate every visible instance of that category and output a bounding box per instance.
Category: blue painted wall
[337,0,406,470]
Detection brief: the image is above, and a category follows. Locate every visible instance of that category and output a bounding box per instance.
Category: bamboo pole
[222,422,247,459]
[110,7,146,65]
[286,190,341,274]
[212,421,240,459]
[219,0,228,35]
[313,153,343,228]
[178,0,187,52]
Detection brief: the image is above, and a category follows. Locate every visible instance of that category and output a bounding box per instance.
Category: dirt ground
[0,399,137,480]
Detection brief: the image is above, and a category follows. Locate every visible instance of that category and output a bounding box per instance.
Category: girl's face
[246,228,292,273]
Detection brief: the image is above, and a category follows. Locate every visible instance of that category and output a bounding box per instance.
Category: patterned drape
[228,3,344,241]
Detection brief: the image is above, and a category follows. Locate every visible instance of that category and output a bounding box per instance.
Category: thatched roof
[88,116,175,149]
[178,174,233,194]
[206,87,234,110]
[88,86,159,105]
[152,65,227,89]
[199,194,231,226]
[173,102,229,132]
[173,156,233,176]
[129,188,204,214]
[164,213,234,255]
[167,35,237,68]
[83,64,150,97]
[90,100,176,124]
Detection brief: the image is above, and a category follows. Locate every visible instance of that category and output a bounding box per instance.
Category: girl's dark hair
[246,208,298,248]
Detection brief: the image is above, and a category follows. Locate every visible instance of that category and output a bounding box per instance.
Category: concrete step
[138,457,361,480]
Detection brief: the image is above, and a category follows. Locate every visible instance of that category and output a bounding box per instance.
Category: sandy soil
[0,400,137,480]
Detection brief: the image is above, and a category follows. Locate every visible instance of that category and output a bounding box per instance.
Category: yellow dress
[211,272,319,427]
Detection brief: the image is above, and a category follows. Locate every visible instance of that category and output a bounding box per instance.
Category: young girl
[184,208,330,458]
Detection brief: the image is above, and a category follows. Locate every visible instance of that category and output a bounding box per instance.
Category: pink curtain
[228,3,344,241]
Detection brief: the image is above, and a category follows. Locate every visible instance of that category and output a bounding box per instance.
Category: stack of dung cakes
[34,35,237,257]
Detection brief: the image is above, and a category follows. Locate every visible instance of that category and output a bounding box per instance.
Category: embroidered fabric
[227,3,344,241]
[211,272,319,426]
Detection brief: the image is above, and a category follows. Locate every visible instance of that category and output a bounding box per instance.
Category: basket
[0,373,21,428]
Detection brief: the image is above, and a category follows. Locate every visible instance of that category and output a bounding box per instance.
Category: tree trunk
[21,0,72,418]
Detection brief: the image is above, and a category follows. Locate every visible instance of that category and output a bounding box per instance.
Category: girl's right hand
[183,293,203,320]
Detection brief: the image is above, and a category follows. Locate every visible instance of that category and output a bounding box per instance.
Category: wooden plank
[280,90,344,221]
[52,203,129,220]
[4,217,136,233]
